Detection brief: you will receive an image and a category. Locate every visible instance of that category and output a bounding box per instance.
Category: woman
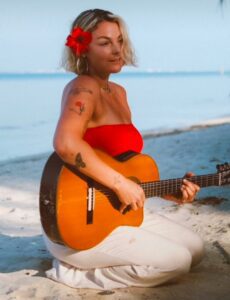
[43,9,204,289]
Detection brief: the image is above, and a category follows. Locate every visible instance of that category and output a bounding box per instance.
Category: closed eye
[99,42,110,46]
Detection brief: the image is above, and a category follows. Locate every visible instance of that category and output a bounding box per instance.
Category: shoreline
[141,116,230,139]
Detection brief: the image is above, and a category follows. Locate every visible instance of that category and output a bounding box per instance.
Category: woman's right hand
[113,176,146,214]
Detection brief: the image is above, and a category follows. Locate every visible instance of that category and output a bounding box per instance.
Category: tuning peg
[216,164,223,172]
[216,162,230,172]
[224,162,230,170]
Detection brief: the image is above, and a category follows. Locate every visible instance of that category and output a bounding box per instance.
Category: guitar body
[39,150,159,250]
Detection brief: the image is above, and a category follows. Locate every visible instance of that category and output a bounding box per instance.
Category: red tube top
[83,123,143,157]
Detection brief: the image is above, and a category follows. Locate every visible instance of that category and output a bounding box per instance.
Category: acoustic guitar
[39,150,230,250]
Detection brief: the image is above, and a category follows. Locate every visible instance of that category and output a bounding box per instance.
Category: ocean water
[0,71,229,162]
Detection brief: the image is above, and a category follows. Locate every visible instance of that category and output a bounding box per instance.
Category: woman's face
[86,21,124,77]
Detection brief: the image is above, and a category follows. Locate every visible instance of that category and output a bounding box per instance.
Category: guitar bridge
[87,186,95,224]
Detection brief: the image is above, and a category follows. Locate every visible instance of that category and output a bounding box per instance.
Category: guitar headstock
[216,162,230,186]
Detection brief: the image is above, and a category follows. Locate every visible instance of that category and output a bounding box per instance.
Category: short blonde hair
[61,9,137,74]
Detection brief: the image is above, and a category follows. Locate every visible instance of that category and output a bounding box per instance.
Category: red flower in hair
[65,27,92,56]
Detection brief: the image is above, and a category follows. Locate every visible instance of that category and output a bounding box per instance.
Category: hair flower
[65,27,92,56]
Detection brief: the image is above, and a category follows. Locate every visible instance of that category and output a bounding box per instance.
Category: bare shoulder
[64,75,101,98]
[110,81,127,98]
[56,76,102,135]
[61,75,101,109]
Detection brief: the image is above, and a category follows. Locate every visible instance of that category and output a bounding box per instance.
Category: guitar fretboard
[141,173,220,198]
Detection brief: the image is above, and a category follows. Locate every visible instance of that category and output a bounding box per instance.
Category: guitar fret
[141,174,220,198]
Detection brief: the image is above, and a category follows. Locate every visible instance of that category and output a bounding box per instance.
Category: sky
[0,0,230,72]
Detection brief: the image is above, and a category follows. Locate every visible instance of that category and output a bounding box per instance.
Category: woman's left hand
[180,172,200,203]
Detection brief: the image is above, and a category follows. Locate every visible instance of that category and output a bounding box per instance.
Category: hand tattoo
[75,153,86,169]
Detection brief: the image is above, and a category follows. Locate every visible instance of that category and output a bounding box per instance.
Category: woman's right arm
[53,77,145,213]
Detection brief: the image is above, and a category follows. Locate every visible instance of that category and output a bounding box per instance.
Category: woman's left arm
[164,172,200,204]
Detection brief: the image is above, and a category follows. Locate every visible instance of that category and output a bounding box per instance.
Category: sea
[0,70,230,163]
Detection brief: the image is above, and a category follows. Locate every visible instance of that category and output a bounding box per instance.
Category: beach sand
[0,123,229,299]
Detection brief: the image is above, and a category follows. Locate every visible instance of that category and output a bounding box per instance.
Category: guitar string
[92,174,219,198]
[88,176,221,209]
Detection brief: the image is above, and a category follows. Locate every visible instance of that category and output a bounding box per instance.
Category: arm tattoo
[69,87,93,96]
[75,153,86,169]
[69,101,85,115]
[114,174,122,187]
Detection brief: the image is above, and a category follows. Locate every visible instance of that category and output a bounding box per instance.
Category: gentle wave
[142,116,230,138]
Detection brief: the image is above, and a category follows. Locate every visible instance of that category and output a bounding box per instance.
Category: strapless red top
[83,123,143,157]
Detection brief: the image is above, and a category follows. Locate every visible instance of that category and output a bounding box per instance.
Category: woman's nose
[111,43,121,54]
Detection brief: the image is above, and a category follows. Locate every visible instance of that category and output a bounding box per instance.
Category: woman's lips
[109,58,121,63]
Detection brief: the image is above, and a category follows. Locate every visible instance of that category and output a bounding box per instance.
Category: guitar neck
[141,173,221,198]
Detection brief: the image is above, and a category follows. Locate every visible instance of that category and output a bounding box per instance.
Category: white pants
[43,210,205,290]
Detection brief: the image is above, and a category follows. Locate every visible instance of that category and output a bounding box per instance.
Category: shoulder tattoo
[69,101,85,115]
[69,87,93,96]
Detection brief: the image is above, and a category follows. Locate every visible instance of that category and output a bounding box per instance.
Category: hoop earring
[83,57,89,74]
[76,56,89,74]
[76,58,81,74]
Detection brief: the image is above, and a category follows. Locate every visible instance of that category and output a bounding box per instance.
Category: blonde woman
[42,9,204,290]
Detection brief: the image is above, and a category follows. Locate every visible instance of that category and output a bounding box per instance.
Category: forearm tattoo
[69,101,85,115]
[75,153,86,169]
[114,174,122,187]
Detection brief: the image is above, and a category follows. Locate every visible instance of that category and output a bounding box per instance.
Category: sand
[0,122,229,300]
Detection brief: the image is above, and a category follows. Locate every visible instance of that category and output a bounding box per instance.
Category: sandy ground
[0,123,229,300]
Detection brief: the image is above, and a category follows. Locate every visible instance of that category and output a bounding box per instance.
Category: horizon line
[0,69,230,78]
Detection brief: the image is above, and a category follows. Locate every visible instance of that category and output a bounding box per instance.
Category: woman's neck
[89,73,111,93]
